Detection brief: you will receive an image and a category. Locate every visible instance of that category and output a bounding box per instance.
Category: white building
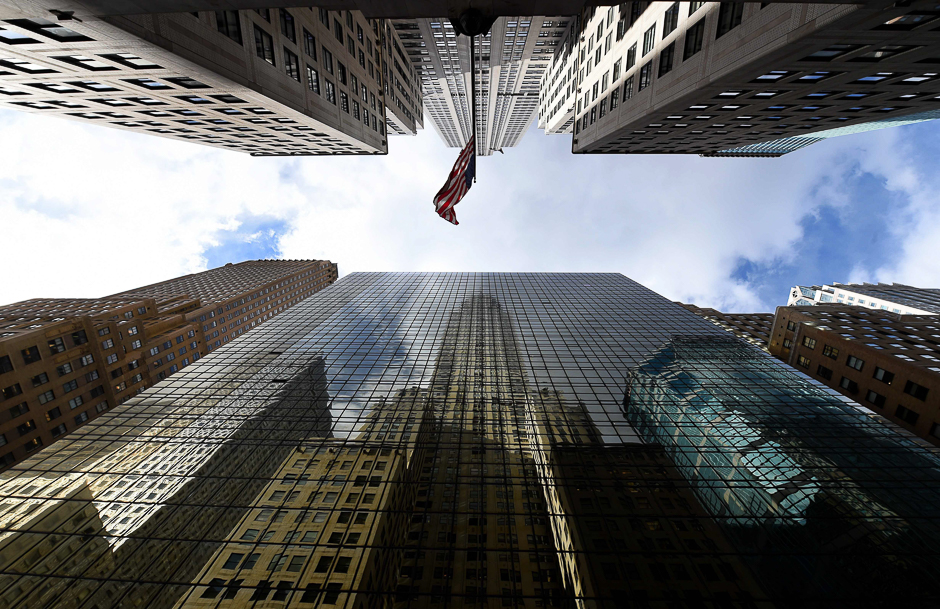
[787,283,940,315]
[392,16,569,155]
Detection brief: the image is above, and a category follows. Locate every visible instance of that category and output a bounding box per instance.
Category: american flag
[433,135,476,225]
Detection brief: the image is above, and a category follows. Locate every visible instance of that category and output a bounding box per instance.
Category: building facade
[3,272,940,608]
[564,0,940,155]
[787,282,940,314]
[0,7,423,155]
[678,302,773,351]
[392,16,570,155]
[769,303,940,445]
[0,259,337,471]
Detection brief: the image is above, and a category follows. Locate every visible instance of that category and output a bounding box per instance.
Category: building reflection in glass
[624,336,940,606]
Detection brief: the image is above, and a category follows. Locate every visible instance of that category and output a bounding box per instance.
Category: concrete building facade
[564,0,940,155]
[0,259,337,471]
[0,7,423,155]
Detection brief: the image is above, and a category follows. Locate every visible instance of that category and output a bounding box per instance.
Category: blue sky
[1,107,939,312]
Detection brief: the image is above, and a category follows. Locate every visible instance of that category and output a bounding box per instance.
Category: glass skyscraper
[2,272,940,608]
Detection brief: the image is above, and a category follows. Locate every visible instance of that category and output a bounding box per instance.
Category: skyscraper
[3,1,940,156]
[0,7,422,155]
[3,272,940,608]
[392,16,569,155]
[0,259,337,470]
[786,282,940,314]
[551,0,940,155]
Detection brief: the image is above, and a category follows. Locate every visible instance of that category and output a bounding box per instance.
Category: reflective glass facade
[2,272,940,608]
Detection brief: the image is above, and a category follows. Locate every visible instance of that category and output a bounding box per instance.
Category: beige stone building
[0,259,337,470]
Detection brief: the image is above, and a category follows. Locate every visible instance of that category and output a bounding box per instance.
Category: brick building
[769,304,940,445]
[679,303,773,352]
[0,259,337,469]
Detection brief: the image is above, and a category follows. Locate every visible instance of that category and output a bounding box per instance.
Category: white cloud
[2,108,939,312]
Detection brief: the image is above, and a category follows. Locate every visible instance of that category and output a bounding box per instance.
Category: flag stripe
[433,136,475,221]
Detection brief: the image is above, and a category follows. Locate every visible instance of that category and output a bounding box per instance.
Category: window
[904,380,929,401]
[716,2,744,38]
[638,63,652,91]
[0,355,12,374]
[9,402,28,417]
[625,43,637,71]
[21,346,40,364]
[101,338,114,350]
[38,389,55,404]
[659,43,675,77]
[816,365,833,380]
[839,376,859,394]
[623,76,634,100]
[80,354,94,366]
[846,355,864,371]
[802,43,865,62]
[323,47,334,74]
[31,372,48,387]
[801,336,816,349]
[689,1,705,15]
[2,383,22,400]
[50,423,67,438]
[254,8,270,21]
[215,11,242,44]
[287,556,306,572]
[663,3,680,36]
[325,79,336,104]
[284,48,300,80]
[684,19,705,60]
[822,345,839,359]
[866,390,886,408]
[74,411,89,425]
[222,552,245,570]
[895,404,919,426]
[873,367,895,385]
[334,18,343,43]
[642,25,656,56]
[279,9,296,43]
[23,437,42,452]
[797,355,811,369]
[304,29,317,59]
[254,25,275,66]
[338,61,347,85]
[17,419,37,435]
[306,65,320,94]
[68,396,83,410]
[71,330,87,346]
[63,379,79,393]
[341,91,349,112]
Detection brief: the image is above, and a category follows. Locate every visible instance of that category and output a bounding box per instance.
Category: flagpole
[471,32,477,183]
